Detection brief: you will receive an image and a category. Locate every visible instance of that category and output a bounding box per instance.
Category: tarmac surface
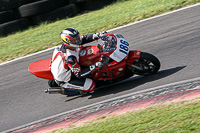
[11,78,200,132]
[1,3,200,132]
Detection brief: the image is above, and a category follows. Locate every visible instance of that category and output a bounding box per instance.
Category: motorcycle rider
[49,27,104,95]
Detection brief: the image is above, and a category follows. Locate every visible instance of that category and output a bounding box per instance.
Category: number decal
[120,40,129,46]
[120,44,129,51]
[119,40,129,54]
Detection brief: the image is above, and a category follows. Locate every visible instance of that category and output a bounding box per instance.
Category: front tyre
[130,52,160,75]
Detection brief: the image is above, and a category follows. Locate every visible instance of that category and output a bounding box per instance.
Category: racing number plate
[110,35,129,62]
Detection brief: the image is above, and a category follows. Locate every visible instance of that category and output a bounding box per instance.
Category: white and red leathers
[50,34,96,92]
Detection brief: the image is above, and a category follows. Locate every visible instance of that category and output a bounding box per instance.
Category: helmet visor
[69,34,81,45]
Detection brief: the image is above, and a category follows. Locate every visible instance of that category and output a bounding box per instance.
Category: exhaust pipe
[45,87,79,95]
[45,87,64,94]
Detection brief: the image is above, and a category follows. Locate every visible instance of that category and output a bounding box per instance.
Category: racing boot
[63,78,96,95]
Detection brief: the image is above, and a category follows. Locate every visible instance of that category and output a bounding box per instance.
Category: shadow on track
[88,66,186,99]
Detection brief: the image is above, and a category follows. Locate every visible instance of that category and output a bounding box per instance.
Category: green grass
[48,98,200,133]
[0,0,200,63]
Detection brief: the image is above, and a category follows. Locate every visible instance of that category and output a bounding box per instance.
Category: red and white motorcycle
[28,33,160,95]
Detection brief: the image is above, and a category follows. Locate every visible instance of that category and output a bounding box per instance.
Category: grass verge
[47,98,200,133]
[0,0,200,63]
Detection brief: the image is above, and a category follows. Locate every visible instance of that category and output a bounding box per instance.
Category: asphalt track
[0,4,200,132]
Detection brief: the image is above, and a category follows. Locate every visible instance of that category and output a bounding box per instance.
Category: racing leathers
[50,34,97,92]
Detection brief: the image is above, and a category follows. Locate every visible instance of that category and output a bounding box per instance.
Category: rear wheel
[129,52,160,75]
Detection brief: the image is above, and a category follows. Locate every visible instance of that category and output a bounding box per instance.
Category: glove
[93,33,100,40]
[100,31,107,34]
[93,31,107,40]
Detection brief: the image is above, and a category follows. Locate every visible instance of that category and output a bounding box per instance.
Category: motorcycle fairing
[126,50,141,66]
[91,59,126,80]
[109,35,129,62]
[79,46,101,66]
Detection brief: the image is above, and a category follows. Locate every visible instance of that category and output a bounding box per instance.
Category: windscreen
[99,35,117,52]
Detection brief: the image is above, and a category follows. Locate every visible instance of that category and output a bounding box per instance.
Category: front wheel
[129,52,160,75]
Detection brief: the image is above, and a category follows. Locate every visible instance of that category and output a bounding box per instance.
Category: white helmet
[60,28,82,48]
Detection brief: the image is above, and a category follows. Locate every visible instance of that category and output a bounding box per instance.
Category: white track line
[1,3,200,66]
[4,76,200,133]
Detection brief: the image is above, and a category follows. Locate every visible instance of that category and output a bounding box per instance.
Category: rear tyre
[130,52,160,75]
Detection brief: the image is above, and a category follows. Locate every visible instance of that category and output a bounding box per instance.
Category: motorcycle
[28,33,160,95]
